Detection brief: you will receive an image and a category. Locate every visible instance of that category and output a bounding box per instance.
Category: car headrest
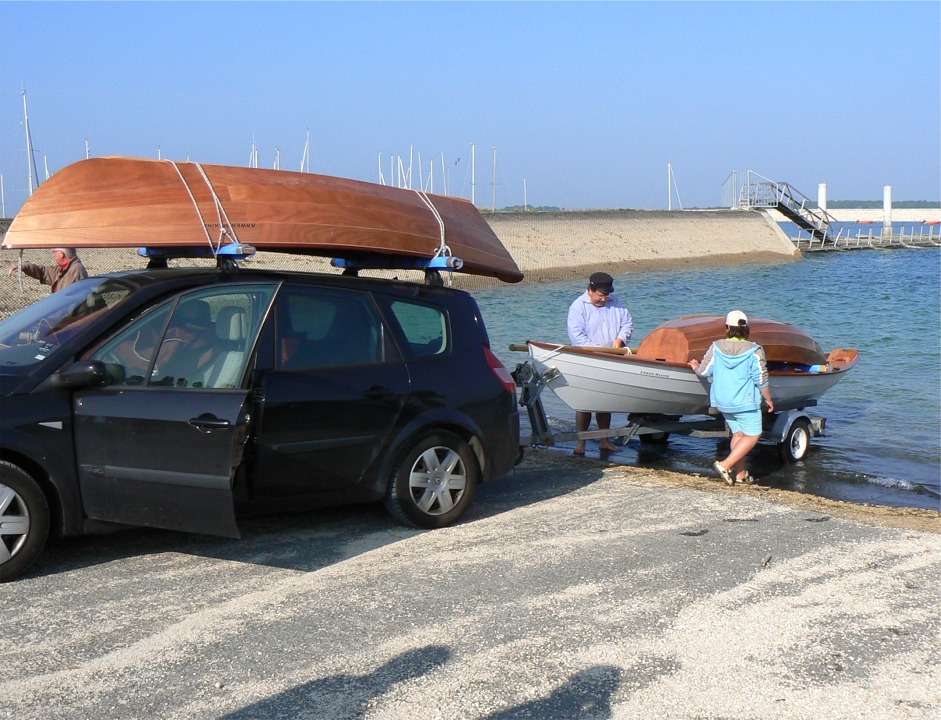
[216,306,247,342]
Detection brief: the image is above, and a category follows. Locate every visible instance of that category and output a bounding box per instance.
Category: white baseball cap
[725,310,748,327]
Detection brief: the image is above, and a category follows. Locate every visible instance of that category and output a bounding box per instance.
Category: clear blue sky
[1,1,938,216]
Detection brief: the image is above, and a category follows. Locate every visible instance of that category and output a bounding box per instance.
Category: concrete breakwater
[481,208,798,288]
[3,209,800,312]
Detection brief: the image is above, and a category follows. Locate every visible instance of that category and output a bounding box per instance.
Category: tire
[639,431,670,445]
[385,431,479,529]
[779,418,811,463]
[0,462,50,583]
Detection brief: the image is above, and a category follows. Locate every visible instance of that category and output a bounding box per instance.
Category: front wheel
[385,431,479,529]
[779,418,811,463]
[0,462,50,582]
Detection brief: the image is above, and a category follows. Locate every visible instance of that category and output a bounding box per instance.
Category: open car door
[73,388,249,537]
[71,283,277,538]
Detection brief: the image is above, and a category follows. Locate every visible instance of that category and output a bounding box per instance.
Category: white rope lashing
[413,190,453,286]
[166,160,240,255]
[414,190,450,260]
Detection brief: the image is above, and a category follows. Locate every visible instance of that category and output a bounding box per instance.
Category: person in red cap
[567,271,633,455]
[8,248,88,293]
[688,310,773,485]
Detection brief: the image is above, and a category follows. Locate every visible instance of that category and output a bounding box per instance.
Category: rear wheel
[639,431,670,445]
[385,431,479,529]
[779,418,811,463]
[0,462,50,583]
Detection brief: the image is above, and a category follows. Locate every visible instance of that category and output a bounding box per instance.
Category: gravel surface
[3,449,938,719]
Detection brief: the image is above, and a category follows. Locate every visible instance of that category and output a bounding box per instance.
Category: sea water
[474,247,941,511]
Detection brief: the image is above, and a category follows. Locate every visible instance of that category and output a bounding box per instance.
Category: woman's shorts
[724,409,762,436]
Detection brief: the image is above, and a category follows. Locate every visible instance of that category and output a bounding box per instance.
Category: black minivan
[0,267,521,581]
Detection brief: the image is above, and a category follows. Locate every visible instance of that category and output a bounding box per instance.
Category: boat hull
[3,156,524,283]
[527,341,857,415]
[529,343,711,415]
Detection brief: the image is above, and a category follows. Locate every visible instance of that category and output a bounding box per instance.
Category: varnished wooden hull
[636,315,827,366]
[3,157,524,283]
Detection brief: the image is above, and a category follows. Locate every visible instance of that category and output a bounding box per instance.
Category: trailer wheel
[639,431,670,444]
[779,418,811,463]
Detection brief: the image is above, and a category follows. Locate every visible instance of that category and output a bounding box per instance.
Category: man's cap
[725,310,748,327]
[589,271,614,294]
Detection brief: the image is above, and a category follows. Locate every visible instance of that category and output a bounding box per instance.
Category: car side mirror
[59,360,122,388]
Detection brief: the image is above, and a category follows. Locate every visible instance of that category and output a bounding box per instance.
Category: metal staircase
[725,170,839,243]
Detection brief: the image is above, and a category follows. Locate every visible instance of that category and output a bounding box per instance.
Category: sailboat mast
[300,128,310,173]
[491,146,496,212]
[22,90,39,197]
[667,162,672,211]
[471,144,476,206]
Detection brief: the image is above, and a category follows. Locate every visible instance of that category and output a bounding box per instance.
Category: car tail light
[484,346,517,395]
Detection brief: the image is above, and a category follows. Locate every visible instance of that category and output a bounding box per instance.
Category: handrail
[733,170,840,244]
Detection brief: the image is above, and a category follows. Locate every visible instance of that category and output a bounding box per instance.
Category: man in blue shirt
[567,271,633,455]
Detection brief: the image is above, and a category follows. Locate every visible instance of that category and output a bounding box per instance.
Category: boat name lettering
[638,369,669,378]
[205,223,257,229]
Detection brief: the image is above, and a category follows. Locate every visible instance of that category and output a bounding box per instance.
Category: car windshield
[0,276,136,368]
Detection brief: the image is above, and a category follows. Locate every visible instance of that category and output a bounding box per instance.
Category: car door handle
[189,416,232,431]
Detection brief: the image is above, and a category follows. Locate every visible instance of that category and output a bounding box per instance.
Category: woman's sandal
[737,473,757,485]
[713,461,735,486]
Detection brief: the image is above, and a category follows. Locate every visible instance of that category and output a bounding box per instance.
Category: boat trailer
[512,358,827,463]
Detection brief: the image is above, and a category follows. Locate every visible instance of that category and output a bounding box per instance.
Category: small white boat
[527,341,710,415]
[526,315,859,416]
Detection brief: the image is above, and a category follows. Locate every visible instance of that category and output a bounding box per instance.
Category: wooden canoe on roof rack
[2,156,524,283]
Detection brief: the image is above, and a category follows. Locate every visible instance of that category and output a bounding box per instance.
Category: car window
[387,300,448,358]
[0,277,136,368]
[91,285,277,389]
[90,303,173,385]
[276,286,383,370]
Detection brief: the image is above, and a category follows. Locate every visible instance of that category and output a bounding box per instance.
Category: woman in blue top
[688,310,773,485]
